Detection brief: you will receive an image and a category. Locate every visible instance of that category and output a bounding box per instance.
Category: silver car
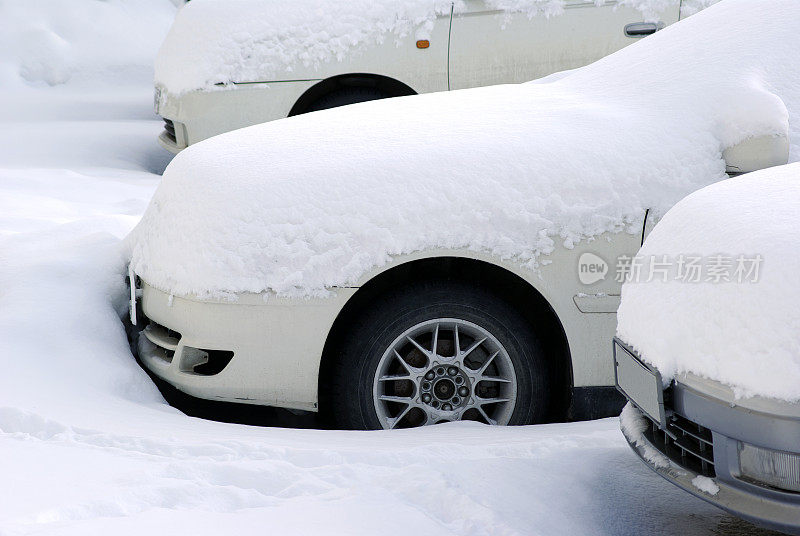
[615,339,800,535]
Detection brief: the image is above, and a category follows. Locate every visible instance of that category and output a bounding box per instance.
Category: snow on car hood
[617,162,800,401]
[155,0,718,95]
[130,0,800,299]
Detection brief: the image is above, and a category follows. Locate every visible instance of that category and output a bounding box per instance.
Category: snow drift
[0,0,175,89]
[155,0,719,95]
[617,162,800,401]
[130,0,800,299]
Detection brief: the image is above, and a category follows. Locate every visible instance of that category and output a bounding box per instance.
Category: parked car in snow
[128,0,797,430]
[614,163,800,535]
[153,0,688,153]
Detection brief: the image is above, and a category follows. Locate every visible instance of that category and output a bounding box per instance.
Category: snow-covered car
[614,163,800,534]
[153,0,694,153]
[127,0,798,430]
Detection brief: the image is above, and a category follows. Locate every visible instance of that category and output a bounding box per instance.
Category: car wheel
[305,86,389,113]
[322,280,551,430]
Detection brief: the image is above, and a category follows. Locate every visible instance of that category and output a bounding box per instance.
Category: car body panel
[137,227,644,409]
[156,80,321,151]
[449,0,679,90]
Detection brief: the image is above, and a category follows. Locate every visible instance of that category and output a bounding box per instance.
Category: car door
[448,0,680,90]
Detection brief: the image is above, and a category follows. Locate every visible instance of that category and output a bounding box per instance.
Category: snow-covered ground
[0,1,779,535]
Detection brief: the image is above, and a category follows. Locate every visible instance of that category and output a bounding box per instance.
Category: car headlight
[739,442,800,492]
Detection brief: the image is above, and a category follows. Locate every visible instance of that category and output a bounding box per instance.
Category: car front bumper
[153,80,320,151]
[614,340,800,535]
[157,124,183,154]
[132,278,356,412]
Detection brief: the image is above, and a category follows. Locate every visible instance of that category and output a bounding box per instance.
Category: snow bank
[155,0,718,95]
[617,163,800,401]
[0,0,175,89]
[131,0,800,298]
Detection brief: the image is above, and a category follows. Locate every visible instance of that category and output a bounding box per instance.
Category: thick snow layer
[155,0,718,94]
[132,0,800,298]
[0,0,175,90]
[617,163,800,401]
[0,109,735,536]
[0,3,761,533]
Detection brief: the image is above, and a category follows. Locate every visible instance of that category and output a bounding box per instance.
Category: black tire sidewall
[330,281,550,429]
[306,87,389,113]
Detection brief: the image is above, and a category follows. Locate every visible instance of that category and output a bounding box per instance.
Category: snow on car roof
[155,0,718,95]
[617,162,800,401]
[130,0,800,299]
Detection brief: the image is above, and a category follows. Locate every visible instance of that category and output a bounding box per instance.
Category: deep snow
[617,163,800,401]
[132,0,800,299]
[0,1,776,534]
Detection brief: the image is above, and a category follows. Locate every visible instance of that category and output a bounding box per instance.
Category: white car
[153,0,687,153]
[614,162,800,534]
[128,0,797,430]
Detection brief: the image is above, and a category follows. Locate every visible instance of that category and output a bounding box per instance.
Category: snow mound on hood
[617,162,800,401]
[0,0,175,89]
[155,0,718,94]
[130,0,800,299]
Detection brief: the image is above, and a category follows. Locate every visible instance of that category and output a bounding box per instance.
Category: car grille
[643,412,716,477]
[163,118,176,143]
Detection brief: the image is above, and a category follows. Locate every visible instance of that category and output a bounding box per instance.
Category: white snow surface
[0,0,175,90]
[617,162,800,401]
[155,0,719,94]
[0,1,769,533]
[692,476,720,496]
[132,0,800,299]
[619,403,670,470]
[0,104,737,535]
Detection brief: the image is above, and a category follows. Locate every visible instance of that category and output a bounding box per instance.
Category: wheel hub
[373,318,518,429]
[420,363,470,410]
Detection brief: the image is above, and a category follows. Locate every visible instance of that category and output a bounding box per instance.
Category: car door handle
[624,22,663,37]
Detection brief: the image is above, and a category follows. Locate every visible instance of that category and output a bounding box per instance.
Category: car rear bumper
[614,340,800,535]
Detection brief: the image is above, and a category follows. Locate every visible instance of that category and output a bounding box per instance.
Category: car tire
[305,86,389,113]
[321,280,552,430]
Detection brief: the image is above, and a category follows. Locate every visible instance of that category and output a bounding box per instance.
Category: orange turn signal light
[416,40,430,49]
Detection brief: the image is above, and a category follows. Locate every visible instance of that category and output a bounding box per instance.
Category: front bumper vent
[644,412,716,477]
[163,118,176,143]
[142,321,181,364]
[142,318,234,376]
